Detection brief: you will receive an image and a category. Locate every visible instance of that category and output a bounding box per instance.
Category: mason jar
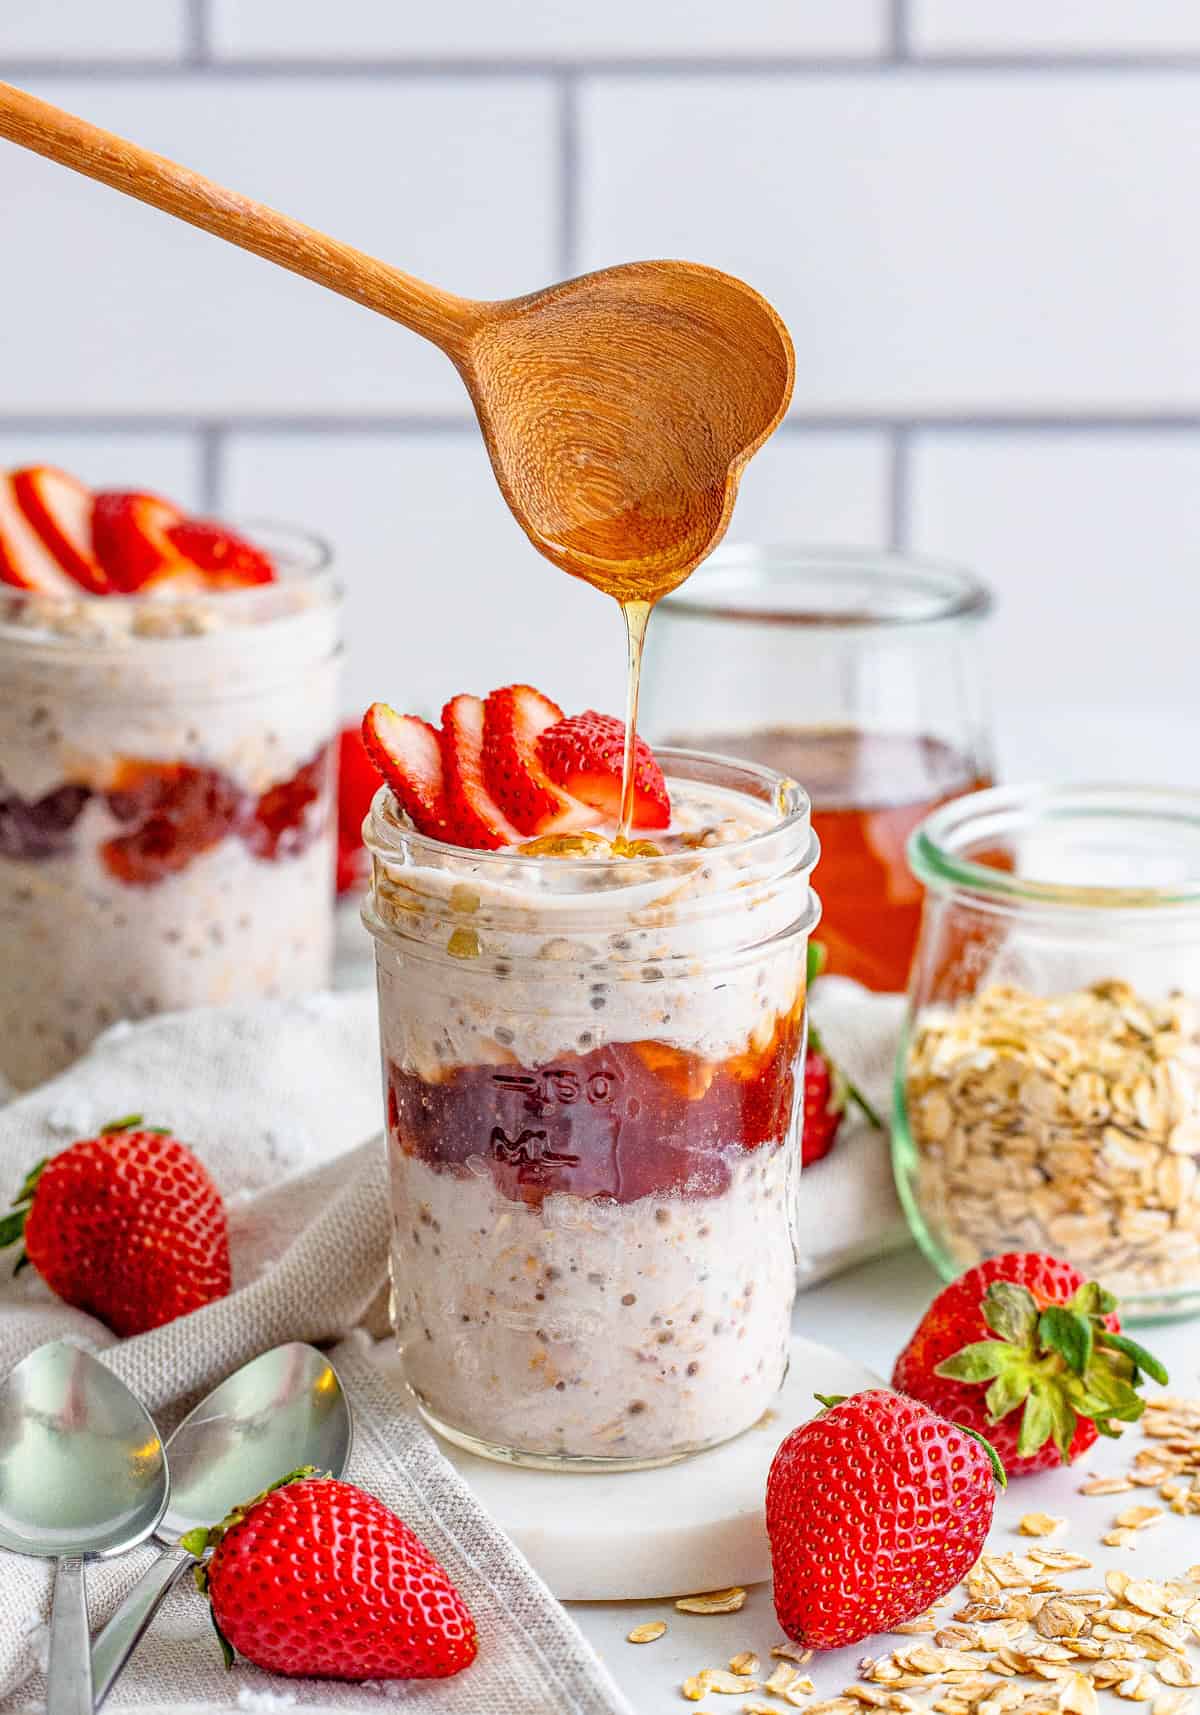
[642,546,994,994]
[363,750,821,1469]
[894,784,1200,1321]
[0,524,341,1091]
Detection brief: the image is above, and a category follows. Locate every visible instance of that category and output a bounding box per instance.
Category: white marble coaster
[373,1335,882,1600]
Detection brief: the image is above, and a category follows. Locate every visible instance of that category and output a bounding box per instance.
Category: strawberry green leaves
[934,1277,1167,1463]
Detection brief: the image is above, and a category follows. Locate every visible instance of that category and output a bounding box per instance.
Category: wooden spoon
[0,81,794,605]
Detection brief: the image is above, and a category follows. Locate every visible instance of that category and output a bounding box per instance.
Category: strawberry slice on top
[482,685,594,837]
[167,520,276,589]
[0,471,80,596]
[361,703,450,842]
[440,694,521,851]
[92,490,188,593]
[538,711,670,829]
[11,466,108,593]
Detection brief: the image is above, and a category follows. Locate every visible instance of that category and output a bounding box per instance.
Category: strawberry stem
[935,1277,1168,1462]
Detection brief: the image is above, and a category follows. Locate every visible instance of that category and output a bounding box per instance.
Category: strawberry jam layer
[386,1004,804,1209]
[0,746,332,885]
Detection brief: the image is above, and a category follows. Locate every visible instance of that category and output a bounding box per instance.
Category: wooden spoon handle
[0,80,481,358]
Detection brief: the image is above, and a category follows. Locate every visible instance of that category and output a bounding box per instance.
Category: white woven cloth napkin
[798,976,910,1284]
[0,994,636,1715]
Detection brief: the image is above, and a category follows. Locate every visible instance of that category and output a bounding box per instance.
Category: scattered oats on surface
[772,1643,815,1665]
[1056,1672,1099,1715]
[1030,1552,1095,1573]
[1127,1584,1175,1619]
[1036,1602,1087,1640]
[1159,1661,1200,1689]
[783,1681,816,1706]
[676,1586,747,1615]
[1116,1673,1160,1702]
[1082,1477,1137,1496]
[1116,1507,1166,1530]
[730,1653,761,1677]
[743,1702,779,1715]
[1151,1695,1193,1715]
[1021,1516,1066,1539]
[1104,1530,1138,1550]
[766,1663,804,1696]
[699,1667,760,1694]
[626,1620,666,1644]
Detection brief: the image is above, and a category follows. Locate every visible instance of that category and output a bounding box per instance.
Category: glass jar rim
[365,745,817,880]
[0,516,338,643]
[657,544,992,630]
[910,782,1200,912]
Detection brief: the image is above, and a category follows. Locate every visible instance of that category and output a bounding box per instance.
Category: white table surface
[567,1243,1200,1713]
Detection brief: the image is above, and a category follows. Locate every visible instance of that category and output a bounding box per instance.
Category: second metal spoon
[91,1343,353,1705]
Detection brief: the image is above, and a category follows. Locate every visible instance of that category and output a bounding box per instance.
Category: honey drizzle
[616,598,654,847]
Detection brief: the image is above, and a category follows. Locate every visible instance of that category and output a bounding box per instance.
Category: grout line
[5,413,1200,436]
[888,427,911,551]
[0,414,480,435]
[183,0,210,66]
[8,55,1200,79]
[889,0,911,61]
[555,72,581,278]
[196,424,223,511]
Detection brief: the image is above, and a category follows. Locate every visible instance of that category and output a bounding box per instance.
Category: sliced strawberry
[441,694,521,851]
[538,711,670,829]
[337,724,383,850]
[11,466,108,593]
[0,473,80,595]
[167,520,276,589]
[361,703,450,840]
[482,685,595,837]
[92,491,187,593]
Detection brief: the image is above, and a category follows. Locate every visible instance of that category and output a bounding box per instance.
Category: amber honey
[674,728,989,992]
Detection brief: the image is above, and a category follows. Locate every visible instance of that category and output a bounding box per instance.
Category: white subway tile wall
[211,0,887,60]
[912,2,1200,56]
[0,1,187,60]
[1,2,1196,780]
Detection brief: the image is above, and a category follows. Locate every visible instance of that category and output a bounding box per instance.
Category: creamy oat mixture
[390,1144,795,1465]
[368,777,809,1072]
[906,981,1200,1306]
[0,587,339,1091]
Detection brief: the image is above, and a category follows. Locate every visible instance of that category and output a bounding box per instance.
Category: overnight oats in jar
[0,479,341,1091]
[362,692,820,1470]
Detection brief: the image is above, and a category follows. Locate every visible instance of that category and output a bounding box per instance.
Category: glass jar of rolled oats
[894,784,1200,1321]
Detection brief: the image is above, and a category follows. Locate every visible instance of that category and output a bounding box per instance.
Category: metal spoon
[0,1342,169,1715]
[91,1342,352,1706]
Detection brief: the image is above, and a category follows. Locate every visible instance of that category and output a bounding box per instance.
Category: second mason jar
[642,546,994,994]
[0,524,341,1091]
[895,784,1200,1320]
[363,751,821,1469]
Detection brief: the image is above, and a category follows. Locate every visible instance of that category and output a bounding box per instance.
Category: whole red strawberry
[1,1116,231,1336]
[892,1253,1167,1477]
[801,1051,841,1167]
[767,1388,1002,1650]
[185,1470,477,1681]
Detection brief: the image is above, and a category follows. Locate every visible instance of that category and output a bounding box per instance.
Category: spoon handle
[47,1557,92,1715]
[0,80,481,357]
[90,1543,194,1709]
